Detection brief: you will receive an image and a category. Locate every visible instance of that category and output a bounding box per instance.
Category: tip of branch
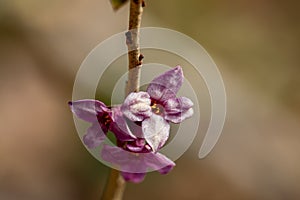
[138,54,144,64]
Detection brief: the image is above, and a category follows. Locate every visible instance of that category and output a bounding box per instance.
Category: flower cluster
[69,66,194,183]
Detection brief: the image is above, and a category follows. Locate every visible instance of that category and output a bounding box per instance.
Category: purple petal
[101,145,175,182]
[144,152,175,174]
[126,139,146,152]
[110,107,136,141]
[69,99,108,122]
[164,97,193,114]
[101,144,147,173]
[147,84,176,103]
[83,123,106,148]
[157,165,175,175]
[142,114,170,152]
[165,108,193,124]
[121,172,146,183]
[164,97,194,123]
[122,138,152,153]
[121,92,152,121]
[126,144,145,152]
[125,121,144,138]
[147,66,183,102]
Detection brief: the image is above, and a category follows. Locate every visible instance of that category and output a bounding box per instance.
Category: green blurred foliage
[110,0,129,11]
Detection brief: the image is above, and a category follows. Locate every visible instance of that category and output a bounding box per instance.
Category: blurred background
[0,0,300,199]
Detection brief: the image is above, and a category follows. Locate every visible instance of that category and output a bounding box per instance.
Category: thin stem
[101,169,126,200]
[101,0,144,199]
[126,0,144,95]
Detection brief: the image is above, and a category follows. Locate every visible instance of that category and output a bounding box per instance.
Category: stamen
[151,102,164,115]
[123,142,128,149]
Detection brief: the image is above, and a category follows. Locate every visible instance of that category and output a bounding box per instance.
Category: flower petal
[101,145,147,183]
[125,139,148,153]
[101,145,175,182]
[125,120,144,138]
[69,99,108,122]
[164,97,194,123]
[101,144,147,173]
[144,152,175,174]
[121,92,152,121]
[83,123,106,148]
[146,84,176,103]
[121,172,146,183]
[142,114,170,152]
[165,108,194,124]
[164,97,193,114]
[147,66,183,102]
[110,107,136,141]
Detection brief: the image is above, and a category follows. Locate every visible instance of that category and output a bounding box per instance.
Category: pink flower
[69,66,193,183]
[121,66,193,152]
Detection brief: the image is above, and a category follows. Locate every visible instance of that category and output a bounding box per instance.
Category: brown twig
[101,0,144,199]
[101,169,126,200]
[125,0,144,95]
